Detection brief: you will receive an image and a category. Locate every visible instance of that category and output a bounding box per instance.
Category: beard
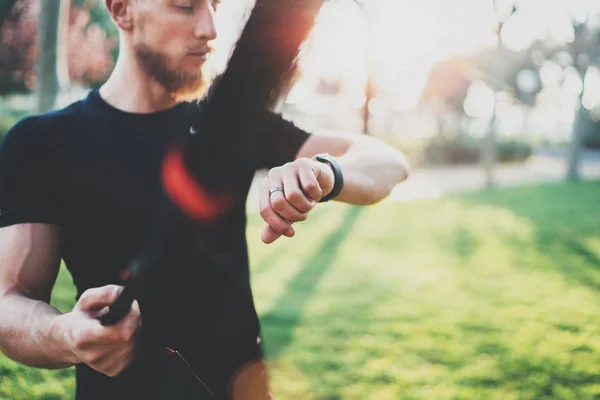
[134,43,213,102]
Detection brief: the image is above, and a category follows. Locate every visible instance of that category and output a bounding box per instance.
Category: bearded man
[0,1,409,399]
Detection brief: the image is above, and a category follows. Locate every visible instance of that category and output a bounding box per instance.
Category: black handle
[99,286,136,326]
[97,250,167,326]
[97,256,147,326]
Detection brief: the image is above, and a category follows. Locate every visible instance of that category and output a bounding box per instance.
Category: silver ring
[269,186,284,196]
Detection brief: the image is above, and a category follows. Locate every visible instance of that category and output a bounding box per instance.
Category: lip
[188,50,210,60]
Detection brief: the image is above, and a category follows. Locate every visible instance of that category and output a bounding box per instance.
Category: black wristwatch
[311,153,344,202]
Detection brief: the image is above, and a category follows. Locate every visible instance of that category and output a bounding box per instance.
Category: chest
[60,119,258,253]
[64,127,171,229]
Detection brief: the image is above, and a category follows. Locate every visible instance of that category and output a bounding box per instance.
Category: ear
[105,0,134,31]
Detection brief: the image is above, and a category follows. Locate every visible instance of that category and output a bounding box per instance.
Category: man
[0,0,408,399]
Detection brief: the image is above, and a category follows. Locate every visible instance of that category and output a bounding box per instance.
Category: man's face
[130,0,219,101]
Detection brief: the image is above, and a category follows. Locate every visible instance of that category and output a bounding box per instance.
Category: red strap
[161,149,231,222]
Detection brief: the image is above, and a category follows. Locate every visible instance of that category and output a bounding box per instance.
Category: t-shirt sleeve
[0,117,65,227]
[255,111,312,170]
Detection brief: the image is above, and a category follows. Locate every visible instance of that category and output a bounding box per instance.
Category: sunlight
[214,0,600,120]
[371,0,442,80]
[299,0,369,87]
[371,0,442,109]
[288,0,444,111]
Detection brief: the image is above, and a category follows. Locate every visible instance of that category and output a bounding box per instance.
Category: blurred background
[1,0,600,399]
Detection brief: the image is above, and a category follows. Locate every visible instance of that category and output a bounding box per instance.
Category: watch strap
[312,153,344,203]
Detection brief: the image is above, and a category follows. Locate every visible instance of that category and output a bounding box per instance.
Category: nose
[193,1,217,41]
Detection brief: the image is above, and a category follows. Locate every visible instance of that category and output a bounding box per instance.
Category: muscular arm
[296,132,409,205]
[0,223,78,368]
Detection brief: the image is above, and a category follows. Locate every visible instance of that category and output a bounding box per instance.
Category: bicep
[0,224,62,302]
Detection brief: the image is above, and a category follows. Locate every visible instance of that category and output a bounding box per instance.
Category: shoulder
[1,100,85,152]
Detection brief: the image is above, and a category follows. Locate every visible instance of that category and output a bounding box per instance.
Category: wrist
[311,153,344,202]
[48,313,80,365]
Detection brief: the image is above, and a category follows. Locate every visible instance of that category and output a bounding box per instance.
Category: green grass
[1,180,600,399]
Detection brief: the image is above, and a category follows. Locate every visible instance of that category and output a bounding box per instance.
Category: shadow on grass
[250,207,332,280]
[458,180,600,290]
[260,206,364,360]
[434,221,480,266]
[453,180,600,395]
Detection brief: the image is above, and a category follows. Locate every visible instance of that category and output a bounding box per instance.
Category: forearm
[0,292,77,369]
[334,142,409,205]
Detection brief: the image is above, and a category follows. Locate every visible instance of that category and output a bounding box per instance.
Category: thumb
[76,285,124,312]
[261,225,282,244]
[313,161,334,198]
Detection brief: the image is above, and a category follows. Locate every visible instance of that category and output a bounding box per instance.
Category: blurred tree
[471,42,546,106]
[73,0,118,36]
[37,0,69,113]
[0,0,116,100]
[421,1,521,185]
[421,57,475,114]
[564,18,600,180]
[479,0,518,188]
[354,0,372,135]
[68,4,117,85]
[316,77,342,96]
[72,0,119,64]
[0,0,36,95]
[420,56,477,139]
[0,0,19,23]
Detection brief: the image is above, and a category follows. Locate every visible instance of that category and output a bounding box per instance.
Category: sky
[210,0,600,137]
[282,0,600,111]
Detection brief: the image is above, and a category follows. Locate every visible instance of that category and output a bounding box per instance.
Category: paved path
[246,150,600,212]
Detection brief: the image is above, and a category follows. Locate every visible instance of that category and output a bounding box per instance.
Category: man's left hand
[259,158,334,244]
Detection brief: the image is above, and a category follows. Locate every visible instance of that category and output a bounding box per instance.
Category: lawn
[1,180,600,399]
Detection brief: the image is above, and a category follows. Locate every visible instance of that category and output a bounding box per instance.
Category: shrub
[423,135,532,166]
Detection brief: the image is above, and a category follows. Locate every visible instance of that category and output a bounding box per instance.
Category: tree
[565,18,600,180]
[0,0,117,100]
[420,1,522,185]
[36,0,69,113]
[0,0,37,95]
[420,56,477,139]
[0,0,19,23]
[477,0,519,188]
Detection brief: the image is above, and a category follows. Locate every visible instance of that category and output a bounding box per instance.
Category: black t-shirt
[0,89,310,399]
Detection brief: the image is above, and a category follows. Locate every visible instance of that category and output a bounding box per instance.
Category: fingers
[259,160,323,244]
[280,167,315,214]
[100,300,141,344]
[268,166,307,223]
[298,162,323,202]
[73,289,141,346]
[64,287,141,378]
[77,285,124,312]
[259,178,294,237]
[261,225,282,244]
[100,301,141,376]
[120,300,142,342]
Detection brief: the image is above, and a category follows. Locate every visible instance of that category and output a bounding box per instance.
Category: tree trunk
[482,25,504,189]
[567,92,585,180]
[483,100,498,188]
[36,0,70,113]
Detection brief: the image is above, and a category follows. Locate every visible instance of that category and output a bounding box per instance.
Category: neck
[99,42,180,113]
